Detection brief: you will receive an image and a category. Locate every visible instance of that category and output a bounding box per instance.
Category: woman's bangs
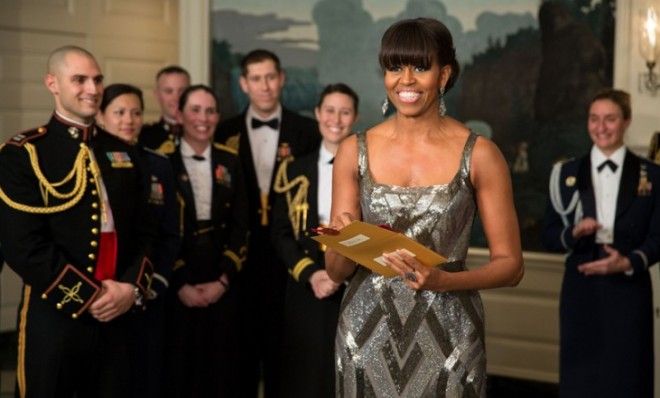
[380,26,435,70]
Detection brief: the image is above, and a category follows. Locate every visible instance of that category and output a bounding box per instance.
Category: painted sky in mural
[212,0,539,65]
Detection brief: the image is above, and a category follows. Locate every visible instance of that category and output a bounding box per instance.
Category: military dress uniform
[139,117,181,155]
[543,149,660,398]
[165,141,248,397]
[128,146,181,398]
[0,113,153,398]
[271,147,344,398]
[214,108,319,397]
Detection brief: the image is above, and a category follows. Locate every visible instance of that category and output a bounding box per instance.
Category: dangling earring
[438,87,446,116]
[381,97,390,116]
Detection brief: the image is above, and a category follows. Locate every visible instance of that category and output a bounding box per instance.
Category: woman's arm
[325,134,361,283]
[444,136,523,290]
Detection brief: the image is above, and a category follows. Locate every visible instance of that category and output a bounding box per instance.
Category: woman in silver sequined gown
[325,18,524,398]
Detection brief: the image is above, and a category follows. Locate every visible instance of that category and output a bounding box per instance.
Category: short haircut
[317,83,360,113]
[100,83,144,112]
[47,45,97,74]
[589,88,631,120]
[178,84,219,112]
[379,18,461,93]
[240,49,281,76]
[156,65,191,81]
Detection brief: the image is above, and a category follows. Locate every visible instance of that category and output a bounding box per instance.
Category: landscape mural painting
[211,0,615,251]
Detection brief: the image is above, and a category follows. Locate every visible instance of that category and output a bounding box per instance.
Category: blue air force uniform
[543,149,660,398]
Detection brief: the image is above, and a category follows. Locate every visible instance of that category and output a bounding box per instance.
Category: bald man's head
[44,46,104,124]
[47,45,97,75]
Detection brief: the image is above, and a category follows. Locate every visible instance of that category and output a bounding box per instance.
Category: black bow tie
[192,155,206,161]
[251,117,279,130]
[597,159,618,173]
[328,157,335,164]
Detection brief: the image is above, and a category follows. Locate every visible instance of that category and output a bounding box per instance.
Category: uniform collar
[246,104,282,125]
[318,144,334,165]
[591,145,625,171]
[53,111,96,142]
[180,139,211,160]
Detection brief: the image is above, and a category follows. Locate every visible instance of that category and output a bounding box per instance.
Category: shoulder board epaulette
[213,142,238,155]
[6,126,47,147]
[224,133,240,152]
[142,146,168,159]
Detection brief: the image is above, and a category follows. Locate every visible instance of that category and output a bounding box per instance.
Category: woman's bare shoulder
[469,134,509,186]
[471,134,505,162]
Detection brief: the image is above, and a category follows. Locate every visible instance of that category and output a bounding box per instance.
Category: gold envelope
[312,221,446,277]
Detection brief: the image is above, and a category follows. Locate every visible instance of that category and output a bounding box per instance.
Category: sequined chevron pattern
[335,268,486,398]
[336,131,486,397]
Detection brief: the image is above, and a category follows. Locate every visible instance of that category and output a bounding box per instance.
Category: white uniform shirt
[317,145,334,226]
[181,140,212,220]
[591,145,625,244]
[245,105,282,195]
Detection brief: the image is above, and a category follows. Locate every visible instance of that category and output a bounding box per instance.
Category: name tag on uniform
[106,152,133,168]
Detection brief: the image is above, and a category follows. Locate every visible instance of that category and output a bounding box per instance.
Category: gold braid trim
[0,143,98,214]
[273,157,309,240]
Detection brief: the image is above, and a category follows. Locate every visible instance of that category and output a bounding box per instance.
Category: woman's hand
[309,270,341,299]
[383,249,440,291]
[572,217,601,239]
[177,284,209,308]
[196,279,227,304]
[329,212,355,231]
[577,245,633,275]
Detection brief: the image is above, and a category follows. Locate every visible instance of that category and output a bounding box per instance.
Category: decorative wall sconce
[639,7,660,95]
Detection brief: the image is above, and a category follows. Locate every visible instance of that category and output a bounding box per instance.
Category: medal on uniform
[106,152,133,168]
[214,164,231,187]
[149,176,164,205]
[637,164,652,196]
[277,142,291,162]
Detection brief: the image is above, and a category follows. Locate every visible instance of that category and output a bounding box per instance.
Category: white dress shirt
[591,145,625,244]
[317,145,334,226]
[181,140,212,220]
[245,105,282,195]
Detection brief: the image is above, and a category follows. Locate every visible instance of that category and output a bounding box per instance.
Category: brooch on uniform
[215,165,231,187]
[149,176,164,205]
[277,142,291,162]
[637,163,652,196]
[106,152,133,168]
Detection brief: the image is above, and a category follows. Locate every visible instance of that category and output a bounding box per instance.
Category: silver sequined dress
[336,132,486,397]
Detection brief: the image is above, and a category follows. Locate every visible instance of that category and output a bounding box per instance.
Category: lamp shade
[640,7,660,64]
